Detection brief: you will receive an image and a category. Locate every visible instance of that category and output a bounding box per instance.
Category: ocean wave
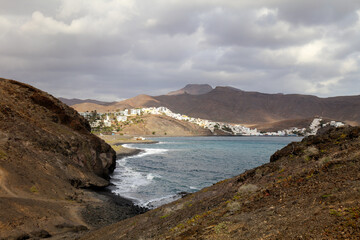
[146,173,162,180]
[121,144,131,148]
[122,144,169,158]
[111,159,161,193]
[131,148,168,158]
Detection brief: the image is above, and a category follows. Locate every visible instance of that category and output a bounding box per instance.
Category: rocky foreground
[83,126,360,239]
[0,78,144,239]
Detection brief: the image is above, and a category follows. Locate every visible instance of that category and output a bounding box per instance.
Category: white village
[80,107,345,137]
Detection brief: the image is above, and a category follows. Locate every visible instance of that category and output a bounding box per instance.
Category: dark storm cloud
[0,0,360,100]
[274,0,360,26]
[201,8,316,49]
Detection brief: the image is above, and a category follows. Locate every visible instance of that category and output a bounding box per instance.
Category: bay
[109,136,302,208]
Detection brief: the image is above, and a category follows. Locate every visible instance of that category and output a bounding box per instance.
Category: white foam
[112,159,157,193]
[111,144,173,208]
[189,186,199,190]
[137,148,168,157]
[146,173,161,180]
[140,194,180,209]
[122,144,168,159]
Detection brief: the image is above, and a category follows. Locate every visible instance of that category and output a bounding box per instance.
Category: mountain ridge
[59,97,116,106]
[167,84,213,95]
[67,85,360,130]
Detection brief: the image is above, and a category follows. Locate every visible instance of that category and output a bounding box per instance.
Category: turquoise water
[109,136,302,208]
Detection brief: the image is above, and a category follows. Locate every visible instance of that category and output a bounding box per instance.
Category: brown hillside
[248,118,315,132]
[120,115,211,136]
[72,94,160,113]
[59,98,115,107]
[82,126,360,239]
[153,87,360,125]
[167,84,213,95]
[72,102,116,113]
[70,86,360,130]
[0,78,141,239]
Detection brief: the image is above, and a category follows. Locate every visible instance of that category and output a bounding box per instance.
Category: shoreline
[81,187,148,230]
[80,135,303,236]
[80,140,155,234]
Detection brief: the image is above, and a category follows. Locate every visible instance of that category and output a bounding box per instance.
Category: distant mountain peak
[167,84,213,96]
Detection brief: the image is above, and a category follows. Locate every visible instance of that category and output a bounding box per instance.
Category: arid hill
[71,94,160,113]
[70,85,360,130]
[82,126,360,239]
[0,78,142,239]
[167,84,213,96]
[58,97,115,107]
[118,114,211,136]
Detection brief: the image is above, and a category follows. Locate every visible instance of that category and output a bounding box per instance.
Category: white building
[103,120,111,127]
[90,120,101,128]
[117,116,127,122]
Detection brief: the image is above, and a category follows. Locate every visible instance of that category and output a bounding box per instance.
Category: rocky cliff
[82,126,360,239]
[0,78,133,239]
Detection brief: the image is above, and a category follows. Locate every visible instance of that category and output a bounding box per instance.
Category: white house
[104,120,111,127]
[117,116,127,122]
[90,120,101,128]
[130,109,141,115]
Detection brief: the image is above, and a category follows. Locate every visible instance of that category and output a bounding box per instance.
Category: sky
[1,0,360,101]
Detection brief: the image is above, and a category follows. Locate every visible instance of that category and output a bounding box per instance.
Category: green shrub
[30,185,38,193]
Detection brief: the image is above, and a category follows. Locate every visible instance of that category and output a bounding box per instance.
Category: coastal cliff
[0,78,142,239]
[83,126,360,239]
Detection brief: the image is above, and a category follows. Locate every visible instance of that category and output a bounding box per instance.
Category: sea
[108,136,302,209]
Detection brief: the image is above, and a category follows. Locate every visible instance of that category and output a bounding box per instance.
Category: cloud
[0,0,360,100]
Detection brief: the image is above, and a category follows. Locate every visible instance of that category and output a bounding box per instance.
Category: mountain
[71,94,160,113]
[59,97,115,106]
[167,84,213,95]
[71,85,360,130]
[153,86,360,125]
[82,126,360,239]
[0,78,142,239]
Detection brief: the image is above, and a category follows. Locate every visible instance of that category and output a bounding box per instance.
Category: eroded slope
[0,78,118,238]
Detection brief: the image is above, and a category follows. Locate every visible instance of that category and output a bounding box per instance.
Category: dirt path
[0,168,17,197]
[0,167,90,233]
[66,205,90,229]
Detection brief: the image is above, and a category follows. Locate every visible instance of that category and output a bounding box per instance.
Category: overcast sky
[1,0,360,100]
